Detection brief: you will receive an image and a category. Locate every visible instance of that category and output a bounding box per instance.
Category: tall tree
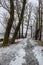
[3,0,14,46]
[22,20,23,38]
[35,18,38,40]
[25,3,32,37]
[25,10,32,37]
[10,0,26,44]
[39,0,42,40]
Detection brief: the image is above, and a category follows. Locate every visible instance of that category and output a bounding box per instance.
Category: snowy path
[29,38,43,65]
[33,46,43,65]
[0,39,27,65]
[0,38,40,65]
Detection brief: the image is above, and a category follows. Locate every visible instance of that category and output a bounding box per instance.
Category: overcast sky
[0,0,38,33]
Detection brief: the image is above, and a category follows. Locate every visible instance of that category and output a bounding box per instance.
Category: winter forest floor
[0,38,43,65]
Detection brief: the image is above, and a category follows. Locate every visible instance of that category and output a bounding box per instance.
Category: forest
[0,0,43,65]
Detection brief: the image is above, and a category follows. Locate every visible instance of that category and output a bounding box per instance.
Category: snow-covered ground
[33,46,43,65]
[0,39,27,65]
[27,38,43,65]
[0,38,43,65]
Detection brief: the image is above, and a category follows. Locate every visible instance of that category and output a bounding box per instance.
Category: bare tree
[39,0,42,40]
[3,0,14,46]
[10,0,26,44]
[0,0,10,13]
[25,3,32,37]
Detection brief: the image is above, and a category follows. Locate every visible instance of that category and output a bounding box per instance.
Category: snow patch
[9,48,26,65]
[0,39,26,65]
[33,46,43,65]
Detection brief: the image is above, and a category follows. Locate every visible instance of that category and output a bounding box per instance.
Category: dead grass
[37,40,43,46]
[0,41,20,48]
[32,38,43,46]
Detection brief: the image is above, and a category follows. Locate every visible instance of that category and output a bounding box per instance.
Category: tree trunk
[25,11,31,37]
[39,0,42,40]
[38,0,41,40]
[35,21,38,40]
[10,0,26,44]
[25,20,29,37]
[22,21,23,38]
[19,28,20,38]
[3,0,14,46]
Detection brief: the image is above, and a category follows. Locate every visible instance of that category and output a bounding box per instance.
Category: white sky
[29,0,38,6]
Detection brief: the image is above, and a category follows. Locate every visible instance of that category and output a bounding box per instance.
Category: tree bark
[3,0,14,46]
[39,0,42,40]
[35,21,38,40]
[22,20,23,38]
